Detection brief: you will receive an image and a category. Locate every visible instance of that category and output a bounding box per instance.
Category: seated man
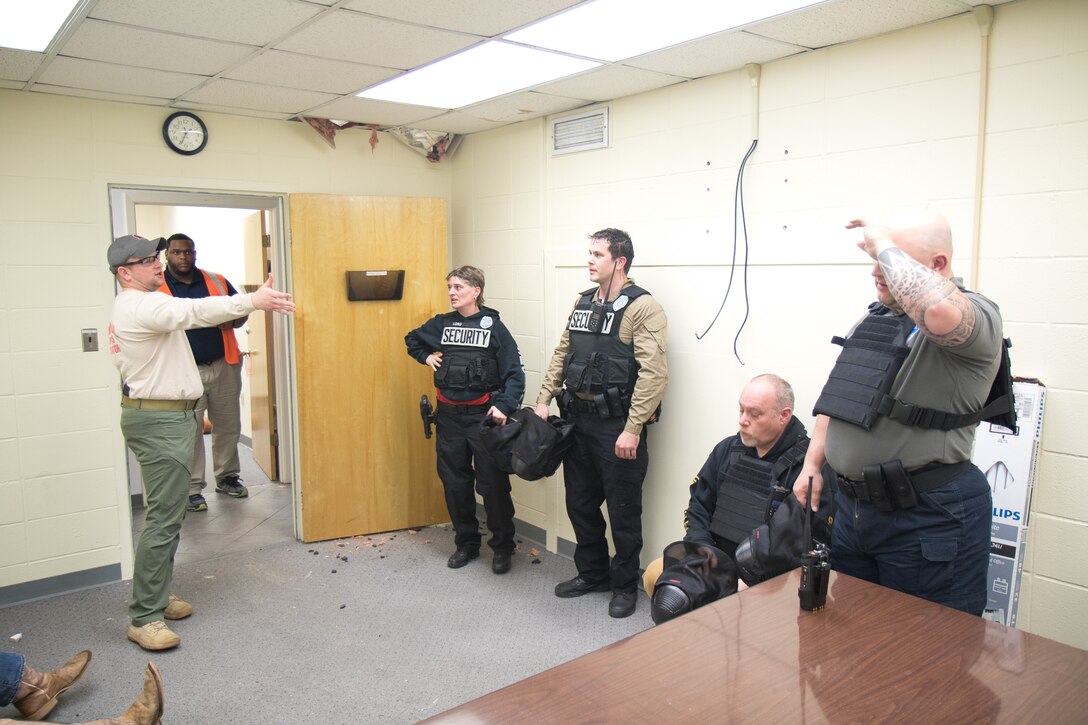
[643,374,831,598]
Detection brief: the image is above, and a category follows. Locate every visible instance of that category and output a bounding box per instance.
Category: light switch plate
[81,328,98,352]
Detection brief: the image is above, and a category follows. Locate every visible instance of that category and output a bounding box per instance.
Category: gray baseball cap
[107,235,166,271]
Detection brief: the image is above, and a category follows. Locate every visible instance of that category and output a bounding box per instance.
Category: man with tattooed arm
[794,210,1001,615]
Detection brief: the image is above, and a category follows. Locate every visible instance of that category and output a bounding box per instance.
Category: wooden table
[424,571,1088,724]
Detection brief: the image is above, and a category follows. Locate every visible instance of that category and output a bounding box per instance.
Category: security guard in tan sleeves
[535,228,668,619]
[107,234,294,650]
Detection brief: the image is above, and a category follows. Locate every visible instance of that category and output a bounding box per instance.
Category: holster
[557,389,572,419]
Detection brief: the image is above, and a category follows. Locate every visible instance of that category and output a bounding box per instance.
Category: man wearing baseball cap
[107,234,295,650]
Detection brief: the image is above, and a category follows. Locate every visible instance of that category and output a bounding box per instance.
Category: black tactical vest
[563,285,650,397]
[813,297,1014,432]
[433,313,501,393]
[811,304,916,431]
[709,437,809,545]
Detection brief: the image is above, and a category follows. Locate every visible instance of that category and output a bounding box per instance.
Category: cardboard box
[974,381,1046,626]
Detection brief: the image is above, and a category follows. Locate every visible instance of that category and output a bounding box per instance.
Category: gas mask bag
[651,541,737,625]
[733,493,833,587]
[478,409,575,481]
[478,414,522,475]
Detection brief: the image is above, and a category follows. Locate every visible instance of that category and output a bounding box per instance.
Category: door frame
[108,185,301,543]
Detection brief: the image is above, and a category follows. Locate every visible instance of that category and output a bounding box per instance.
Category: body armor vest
[812,305,916,431]
[709,437,809,545]
[563,285,649,398]
[433,314,500,393]
[813,298,1015,432]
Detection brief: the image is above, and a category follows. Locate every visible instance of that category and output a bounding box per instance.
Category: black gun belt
[838,460,972,501]
[562,391,630,418]
[564,396,601,414]
[437,401,490,415]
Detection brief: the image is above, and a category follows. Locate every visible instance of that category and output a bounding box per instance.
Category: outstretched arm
[251,275,295,315]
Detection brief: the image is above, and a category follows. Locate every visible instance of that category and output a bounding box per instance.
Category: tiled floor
[131,440,295,564]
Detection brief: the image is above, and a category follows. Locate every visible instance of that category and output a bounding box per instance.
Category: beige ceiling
[0,0,1013,136]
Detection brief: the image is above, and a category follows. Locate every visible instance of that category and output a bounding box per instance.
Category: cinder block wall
[450,0,1088,648]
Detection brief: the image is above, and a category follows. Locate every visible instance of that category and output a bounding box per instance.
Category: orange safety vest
[159,269,242,364]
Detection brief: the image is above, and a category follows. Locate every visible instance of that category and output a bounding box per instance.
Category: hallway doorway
[108,187,299,566]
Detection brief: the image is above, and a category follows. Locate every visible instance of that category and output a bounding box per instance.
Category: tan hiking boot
[163,594,192,620]
[13,649,92,720]
[81,662,164,725]
[127,621,180,651]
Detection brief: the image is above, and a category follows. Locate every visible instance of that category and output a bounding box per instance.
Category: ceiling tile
[749,0,970,49]
[536,65,687,103]
[411,111,512,135]
[626,31,809,79]
[88,0,324,46]
[37,57,206,98]
[59,19,256,76]
[342,0,583,36]
[29,84,171,106]
[182,78,338,114]
[174,101,294,121]
[305,95,445,127]
[225,50,398,95]
[458,91,590,124]
[0,50,43,83]
[275,9,479,69]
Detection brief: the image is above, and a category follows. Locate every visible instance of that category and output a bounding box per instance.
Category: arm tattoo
[877,247,976,346]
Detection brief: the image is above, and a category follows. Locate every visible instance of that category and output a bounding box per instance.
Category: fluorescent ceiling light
[357,41,599,109]
[0,0,81,52]
[506,0,826,62]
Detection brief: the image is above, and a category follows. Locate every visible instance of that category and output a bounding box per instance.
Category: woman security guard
[405,266,525,574]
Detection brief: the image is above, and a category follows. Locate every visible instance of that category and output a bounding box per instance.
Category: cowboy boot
[12,650,92,721]
[20,662,165,725]
[83,662,163,725]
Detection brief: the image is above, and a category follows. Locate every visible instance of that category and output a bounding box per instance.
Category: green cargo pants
[122,407,196,627]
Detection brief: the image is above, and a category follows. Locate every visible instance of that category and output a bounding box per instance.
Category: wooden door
[289,194,450,542]
[242,211,278,480]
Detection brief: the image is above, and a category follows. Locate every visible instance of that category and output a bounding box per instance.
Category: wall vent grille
[551,107,608,155]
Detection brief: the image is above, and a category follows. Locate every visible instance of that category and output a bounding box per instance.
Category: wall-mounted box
[346,270,404,301]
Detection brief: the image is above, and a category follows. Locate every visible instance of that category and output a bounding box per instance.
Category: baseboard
[473,503,574,560]
[0,564,122,608]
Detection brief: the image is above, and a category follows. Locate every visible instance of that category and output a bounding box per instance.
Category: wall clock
[162,111,208,155]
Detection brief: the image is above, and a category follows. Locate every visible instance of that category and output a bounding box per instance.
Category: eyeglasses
[121,253,161,267]
[167,249,195,257]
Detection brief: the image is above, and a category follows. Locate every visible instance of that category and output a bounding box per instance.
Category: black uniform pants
[563,412,648,593]
[435,409,516,554]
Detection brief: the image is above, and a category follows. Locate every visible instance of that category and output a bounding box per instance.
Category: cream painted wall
[450,0,1088,648]
[0,90,451,592]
